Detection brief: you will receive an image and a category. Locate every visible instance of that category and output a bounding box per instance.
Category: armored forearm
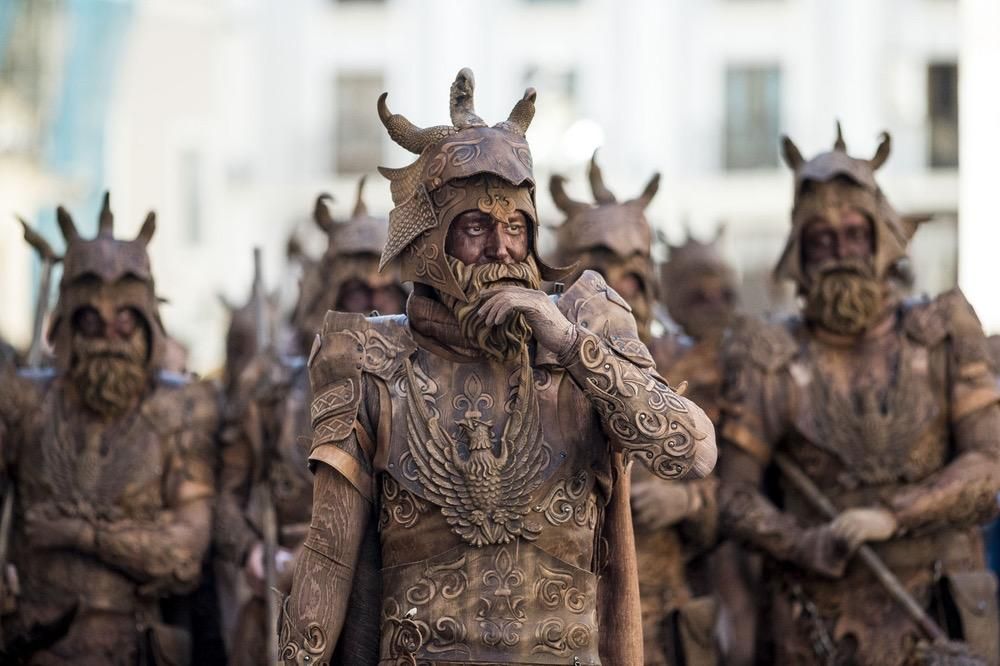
[280,463,369,665]
[564,326,717,480]
[720,448,847,577]
[88,497,212,594]
[888,406,1000,535]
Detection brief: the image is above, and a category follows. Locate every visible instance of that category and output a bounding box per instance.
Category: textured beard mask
[69,330,150,417]
[802,258,883,336]
[442,255,543,362]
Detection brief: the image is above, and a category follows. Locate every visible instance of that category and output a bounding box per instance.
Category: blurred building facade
[0,0,979,372]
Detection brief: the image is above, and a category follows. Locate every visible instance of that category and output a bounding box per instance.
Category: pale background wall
[0,0,991,374]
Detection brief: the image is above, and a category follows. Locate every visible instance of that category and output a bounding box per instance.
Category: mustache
[445,256,541,361]
[70,332,150,416]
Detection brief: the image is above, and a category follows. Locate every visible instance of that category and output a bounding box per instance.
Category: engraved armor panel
[782,324,948,511]
[374,347,610,663]
[380,542,599,664]
[15,382,177,612]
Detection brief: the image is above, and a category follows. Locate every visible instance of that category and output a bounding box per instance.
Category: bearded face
[443,255,542,361]
[669,272,737,342]
[580,248,655,343]
[802,258,883,336]
[798,202,885,336]
[69,306,151,417]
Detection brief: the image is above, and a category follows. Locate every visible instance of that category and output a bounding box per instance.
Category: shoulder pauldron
[309,312,416,451]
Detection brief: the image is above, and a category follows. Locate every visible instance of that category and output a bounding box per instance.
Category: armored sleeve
[888,290,1000,534]
[554,271,716,480]
[307,312,414,500]
[716,317,849,575]
[85,380,219,594]
[280,441,372,664]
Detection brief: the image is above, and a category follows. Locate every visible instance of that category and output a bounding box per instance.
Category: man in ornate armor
[719,126,1000,664]
[549,156,722,665]
[216,177,406,665]
[656,231,757,666]
[0,194,217,665]
[279,68,716,665]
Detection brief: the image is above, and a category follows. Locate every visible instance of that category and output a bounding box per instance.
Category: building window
[334,71,384,174]
[724,65,781,170]
[928,62,958,168]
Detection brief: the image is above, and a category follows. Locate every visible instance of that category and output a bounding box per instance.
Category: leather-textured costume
[551,156,722,665]
[0,197,217,665]
[719,128,1000,665]
[215,178,405,666]
[279,69,717,665]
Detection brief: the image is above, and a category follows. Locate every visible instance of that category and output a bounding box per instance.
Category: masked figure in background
[216,176,407,666]
[279,68,716,666]
[0,194,217,665]
[719,126,1000,665]
[550,155,721,665]
[657,231,760,665]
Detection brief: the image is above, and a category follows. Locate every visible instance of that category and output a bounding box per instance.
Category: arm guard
[555,271,717,479]
[280,464,370,665]
[889,290,1000,534]
[721,447,848,578]
[307,312,414,499]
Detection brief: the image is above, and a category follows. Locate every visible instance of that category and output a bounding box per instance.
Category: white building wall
[3,0,973,372]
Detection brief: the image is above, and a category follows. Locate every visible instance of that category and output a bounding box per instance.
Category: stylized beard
[69,333,150,417]
[802,259,883,336]
[442,255,542,362]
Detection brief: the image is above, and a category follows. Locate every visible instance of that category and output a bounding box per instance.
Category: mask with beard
[69,330,151,417]
[802,258,884,336]
[441,255,543,362]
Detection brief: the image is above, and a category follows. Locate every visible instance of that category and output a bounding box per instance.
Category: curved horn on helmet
[377,93,454,155]
[833,120,847,151]
[870,131,891,170]
[16,216,59,262]
[713,222,727,244]
[98,191,114,237]
[549,175,587,214]
[136,211,156,245]
[217,292,236,312]
[353,175,368,219]
[781,135,805,170]
[313,193,335,233]
[498,87,537,136]
[449,68,485,129]
[635,173,661,209]
[56,206,79,243]
[588,150,617,204]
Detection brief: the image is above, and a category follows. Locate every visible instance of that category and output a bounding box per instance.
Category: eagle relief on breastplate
[378,352,602,663]
[401,352,551,546]
[793,336,942,488]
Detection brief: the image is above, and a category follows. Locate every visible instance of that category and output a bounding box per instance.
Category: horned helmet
[291,175,405,346]
[49,192,165,371]
[376,67,570,301]
[776,122,915,290]
[549,151,659,341]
